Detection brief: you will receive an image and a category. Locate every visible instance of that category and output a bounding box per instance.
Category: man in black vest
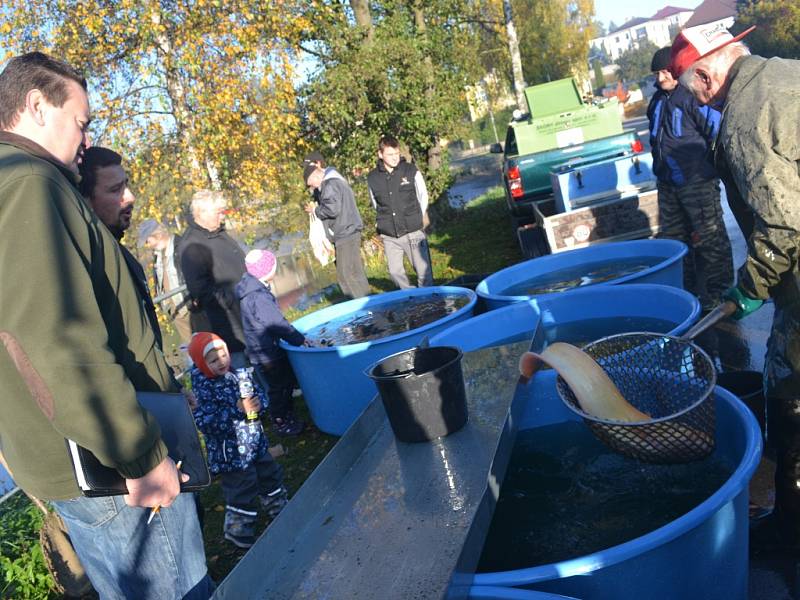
[366,136,433,289]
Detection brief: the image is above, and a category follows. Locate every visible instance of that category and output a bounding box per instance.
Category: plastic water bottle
[236,368,259,422]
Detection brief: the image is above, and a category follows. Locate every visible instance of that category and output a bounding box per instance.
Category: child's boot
[260,486,288,520]
[271,414,305,436]
[223,508,257,549]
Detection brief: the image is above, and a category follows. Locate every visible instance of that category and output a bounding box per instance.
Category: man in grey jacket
[673,23,800,551]
[304,163,370,299]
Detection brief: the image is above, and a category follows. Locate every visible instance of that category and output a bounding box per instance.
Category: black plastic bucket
[717,370,765,435]
[365,345,468,443]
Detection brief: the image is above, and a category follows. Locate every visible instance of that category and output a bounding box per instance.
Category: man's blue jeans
[53,492,214,600]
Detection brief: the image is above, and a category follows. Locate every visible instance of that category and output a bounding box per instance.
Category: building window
[636,27,646,38]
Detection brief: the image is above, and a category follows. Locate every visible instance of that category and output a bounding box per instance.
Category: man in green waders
[672,24,800,553]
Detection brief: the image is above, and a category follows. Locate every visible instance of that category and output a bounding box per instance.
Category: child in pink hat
[235,249,308,436]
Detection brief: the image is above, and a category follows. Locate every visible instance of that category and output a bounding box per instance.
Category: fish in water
[519,344,714,462]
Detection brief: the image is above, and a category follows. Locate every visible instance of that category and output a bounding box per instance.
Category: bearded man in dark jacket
[79,146,164,350]
[648,46,732,312]
[180,189,248,363]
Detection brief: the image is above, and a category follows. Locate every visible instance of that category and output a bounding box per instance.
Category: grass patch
[0,493,56,599]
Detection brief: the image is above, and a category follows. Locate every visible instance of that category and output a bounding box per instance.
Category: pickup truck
[490,78,655,257]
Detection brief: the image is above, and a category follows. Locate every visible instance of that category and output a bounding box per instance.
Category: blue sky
[594,0,704,29]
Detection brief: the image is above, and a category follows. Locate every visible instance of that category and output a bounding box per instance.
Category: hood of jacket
[321,166,347,184]
[235,272,270,300]
[0,131,80,187]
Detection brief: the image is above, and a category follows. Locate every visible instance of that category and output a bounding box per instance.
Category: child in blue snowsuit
[237,249,309,436]
[188,331,287,549]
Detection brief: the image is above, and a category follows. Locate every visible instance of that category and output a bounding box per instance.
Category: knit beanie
[651,46,672,72]
[187,332,227,378]
[245,249,277,281]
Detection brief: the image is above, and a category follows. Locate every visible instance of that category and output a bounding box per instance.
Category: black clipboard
[66,392,210,497]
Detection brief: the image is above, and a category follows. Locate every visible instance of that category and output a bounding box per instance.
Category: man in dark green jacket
[0,52,212,597]
[673,25,800,550]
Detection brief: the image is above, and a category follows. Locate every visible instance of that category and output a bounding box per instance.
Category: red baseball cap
[670,23,755,78]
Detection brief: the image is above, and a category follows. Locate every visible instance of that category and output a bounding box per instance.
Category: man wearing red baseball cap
[673,23,800,554]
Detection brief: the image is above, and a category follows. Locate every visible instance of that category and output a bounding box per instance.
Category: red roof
[609,17,649,35]
[651,6,694,20]
[684,0,737,28]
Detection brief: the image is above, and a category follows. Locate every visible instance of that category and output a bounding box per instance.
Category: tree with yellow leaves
[1,0,308,229]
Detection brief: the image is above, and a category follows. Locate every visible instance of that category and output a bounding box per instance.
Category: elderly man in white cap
[138,219,192,343]
[672,24,800,552]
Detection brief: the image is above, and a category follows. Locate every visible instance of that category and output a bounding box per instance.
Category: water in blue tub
[305,293,470,347]
[500,256,665,296]
[477,421,731,572]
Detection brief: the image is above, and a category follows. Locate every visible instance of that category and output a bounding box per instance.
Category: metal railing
[153,284,187,305]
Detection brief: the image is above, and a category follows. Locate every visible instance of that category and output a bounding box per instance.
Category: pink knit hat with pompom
[245,249,277,281]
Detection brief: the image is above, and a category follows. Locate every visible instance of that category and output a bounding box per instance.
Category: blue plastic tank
[429,284,700,352]
[0,465,14,496]
[280,287,477,436]
[476,239,688,311]
[469,586,579,600]
[472,375,760,600]
[431,288,761,600]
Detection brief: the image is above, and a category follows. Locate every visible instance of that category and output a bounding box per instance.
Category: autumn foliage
[1,0,309,228]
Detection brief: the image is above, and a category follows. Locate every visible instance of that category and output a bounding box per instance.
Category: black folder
[66,392,210,497]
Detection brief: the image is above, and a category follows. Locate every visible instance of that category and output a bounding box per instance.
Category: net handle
[679,301,737,341]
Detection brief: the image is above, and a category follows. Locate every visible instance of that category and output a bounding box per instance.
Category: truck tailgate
[511,130,639,199]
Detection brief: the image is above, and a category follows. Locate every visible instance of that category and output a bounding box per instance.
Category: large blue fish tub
[430,291,762,600]
[281,286,477,436]
[429,284,700,351]
[472,377,760,600]
[477,239,688,311]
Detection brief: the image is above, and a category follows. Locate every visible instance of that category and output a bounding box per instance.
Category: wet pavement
[448,152,502,208]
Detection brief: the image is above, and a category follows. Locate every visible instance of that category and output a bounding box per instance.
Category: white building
[590,6,695,60]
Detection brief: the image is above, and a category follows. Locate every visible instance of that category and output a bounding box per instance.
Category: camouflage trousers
[656,178,733,311]
[765,297,800,535]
